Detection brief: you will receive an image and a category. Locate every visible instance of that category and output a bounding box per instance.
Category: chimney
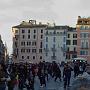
[78,16,81,19]
[29,20,36,25]
[39,22,42,25]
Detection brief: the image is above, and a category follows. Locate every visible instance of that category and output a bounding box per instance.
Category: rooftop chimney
[29,20,36,25]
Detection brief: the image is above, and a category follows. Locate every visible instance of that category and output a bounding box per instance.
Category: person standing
[63,64,73,89]
[0,64,7,90]
[54,66,61,82]
[74,63,79,77]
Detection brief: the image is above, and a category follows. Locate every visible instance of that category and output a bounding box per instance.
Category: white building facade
[66,28,77,61]
[12,20,47,63]
[43,26,68,63]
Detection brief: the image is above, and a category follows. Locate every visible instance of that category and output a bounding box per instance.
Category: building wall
[43,26,67,63]
[66,29,77,61]
[12,20,46,63]
[0,35,6,64]
[76,16,90,63]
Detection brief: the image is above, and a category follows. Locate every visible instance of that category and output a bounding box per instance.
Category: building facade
[0,35,7,64]
[66,27,77,61]
[76,16,90,62]
[12,20,47,63]
[43,26,68,63]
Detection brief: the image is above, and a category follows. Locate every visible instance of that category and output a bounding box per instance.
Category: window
[60,32,62,35]
[66,40,71,45]
[63,44,66,51]
[73,40,77,45]
[53,37,56,42]
[15,42,18,47]
[80,26,89,30]
[86,42,88,48]
[46,37,48,42]
[24,42,25,46]
[27,42,31,46]
[74,47,76,51]
[67,47,69,51]
[46,31,48,34]
[21,42,23,46]
[27,42,28,46]
[32,49,36,53]
[15,30,18,33]
[63,37,66,42]
[46,53,48,56]
[34,29,36,33]
[39,49,42,53]
[41,29,43,33]
[80,50,88,55]
[28,35,30,39]
[81,40,89,48]
[80,33,89,38]
[73,34,77,38]
[66,54,70,59]
[32,41,36,46]
[53,44,55,48]
[40,56,42,59]
[41,35,43,39]
[22,56,24,59]
[21,42,25,46]
[22,35,25,39]
[40,42,42,48]
[33,56,35,59]
[51,52,56,59]
[80,26,85,30]
[63,31,66,35]
[53,30,56,34]
[27,56,29,59]
[53,52,56,56]
[33,35,36,39]
[15,35,19,40]
[46,44,48,49]
[67,34,70,38]
[29,42,31,45]
[22,30,25,33]
[21,49,25,53]
[26,49,30,53]
[72,54,77,58]
[28,29,30,33]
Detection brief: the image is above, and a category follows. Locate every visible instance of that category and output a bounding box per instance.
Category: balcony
[81,47,89,49]
[51,56,56,60]
[44,48,49,52]
[51,48,57,52]
[61,47,66,52]
[45,32,64,36]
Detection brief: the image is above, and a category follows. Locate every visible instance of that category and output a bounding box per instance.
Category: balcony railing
[81,47,89,49]
[51,56,56,60]
[44,48,49,52]
[45,32,65,36]
[51,48,57,52]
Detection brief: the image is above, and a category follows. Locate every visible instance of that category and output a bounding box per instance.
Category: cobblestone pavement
[6,69,90,90]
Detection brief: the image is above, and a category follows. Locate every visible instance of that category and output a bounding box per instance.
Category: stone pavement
[6,69,90,90]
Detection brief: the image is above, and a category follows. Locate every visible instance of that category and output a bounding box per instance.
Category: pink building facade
[76,16,90,63]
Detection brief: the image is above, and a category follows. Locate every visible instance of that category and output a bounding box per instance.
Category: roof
[68,27,76,31]
[12,20,47,28]
[12,24,47,28]
[46,26,69,30]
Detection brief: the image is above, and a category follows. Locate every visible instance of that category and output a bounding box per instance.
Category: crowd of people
[0,60,87,90]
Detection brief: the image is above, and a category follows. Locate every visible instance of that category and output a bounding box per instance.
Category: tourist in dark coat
[74,63,79,77]
[63,64,73,89]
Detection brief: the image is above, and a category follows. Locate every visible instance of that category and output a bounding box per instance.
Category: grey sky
[0,0,90,54]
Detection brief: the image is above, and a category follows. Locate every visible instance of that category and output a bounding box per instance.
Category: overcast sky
[0,0,90,54]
